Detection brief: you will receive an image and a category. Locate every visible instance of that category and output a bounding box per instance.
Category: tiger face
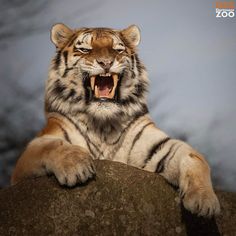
[46,24,149,123]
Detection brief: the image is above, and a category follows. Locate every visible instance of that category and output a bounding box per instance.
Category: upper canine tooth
[112,74,118,85]
[109,74,119,98]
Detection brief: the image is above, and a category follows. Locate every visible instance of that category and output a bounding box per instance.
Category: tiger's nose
[96,58,114,72]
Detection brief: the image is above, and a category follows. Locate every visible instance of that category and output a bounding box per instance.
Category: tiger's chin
[86,101,122,123]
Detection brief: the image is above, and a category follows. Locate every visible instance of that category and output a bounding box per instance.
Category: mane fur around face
[45,24,149,131]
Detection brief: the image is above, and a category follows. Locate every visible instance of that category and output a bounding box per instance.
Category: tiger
[11,23,220,217]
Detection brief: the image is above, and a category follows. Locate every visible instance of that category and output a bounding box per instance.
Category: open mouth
[90,73,119,99]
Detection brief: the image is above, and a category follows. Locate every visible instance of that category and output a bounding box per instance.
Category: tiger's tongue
[97,78,113,97]
[98,84,110,96]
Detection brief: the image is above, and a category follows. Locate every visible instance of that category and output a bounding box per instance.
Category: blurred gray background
[0,0,235,191]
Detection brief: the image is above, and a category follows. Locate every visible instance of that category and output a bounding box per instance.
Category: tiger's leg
[11,119,95,186]
[143,139,220,217]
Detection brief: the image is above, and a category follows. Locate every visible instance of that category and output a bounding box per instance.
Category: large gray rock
[0,160,235,235]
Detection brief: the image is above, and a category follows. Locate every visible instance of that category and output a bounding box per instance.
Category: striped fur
[11,24,220,217]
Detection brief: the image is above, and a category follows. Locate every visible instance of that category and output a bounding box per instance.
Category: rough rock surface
[0,160,235,236]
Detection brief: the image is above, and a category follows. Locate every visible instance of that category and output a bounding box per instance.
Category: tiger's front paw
[180,182,220,217]
[45,146,96,187]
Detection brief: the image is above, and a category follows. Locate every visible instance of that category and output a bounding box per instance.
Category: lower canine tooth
[90,76,95,90]
[95,85,99,97]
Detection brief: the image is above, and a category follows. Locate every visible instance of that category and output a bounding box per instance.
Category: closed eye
[114,43,125,53]
[77,48,91,53]
[115,48,124,53]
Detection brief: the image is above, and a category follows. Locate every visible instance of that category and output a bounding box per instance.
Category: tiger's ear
[121,25,141,47]
[51,23,73,48]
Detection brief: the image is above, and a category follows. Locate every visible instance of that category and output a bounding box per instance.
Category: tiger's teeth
[92,73,119,99]
[95,85,99,97]
[99,73,111,77]
[90,76,95,91]
[112,74,118,85]
[110,74,118,98]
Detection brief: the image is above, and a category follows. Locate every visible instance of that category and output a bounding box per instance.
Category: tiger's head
[46,23,149,124]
